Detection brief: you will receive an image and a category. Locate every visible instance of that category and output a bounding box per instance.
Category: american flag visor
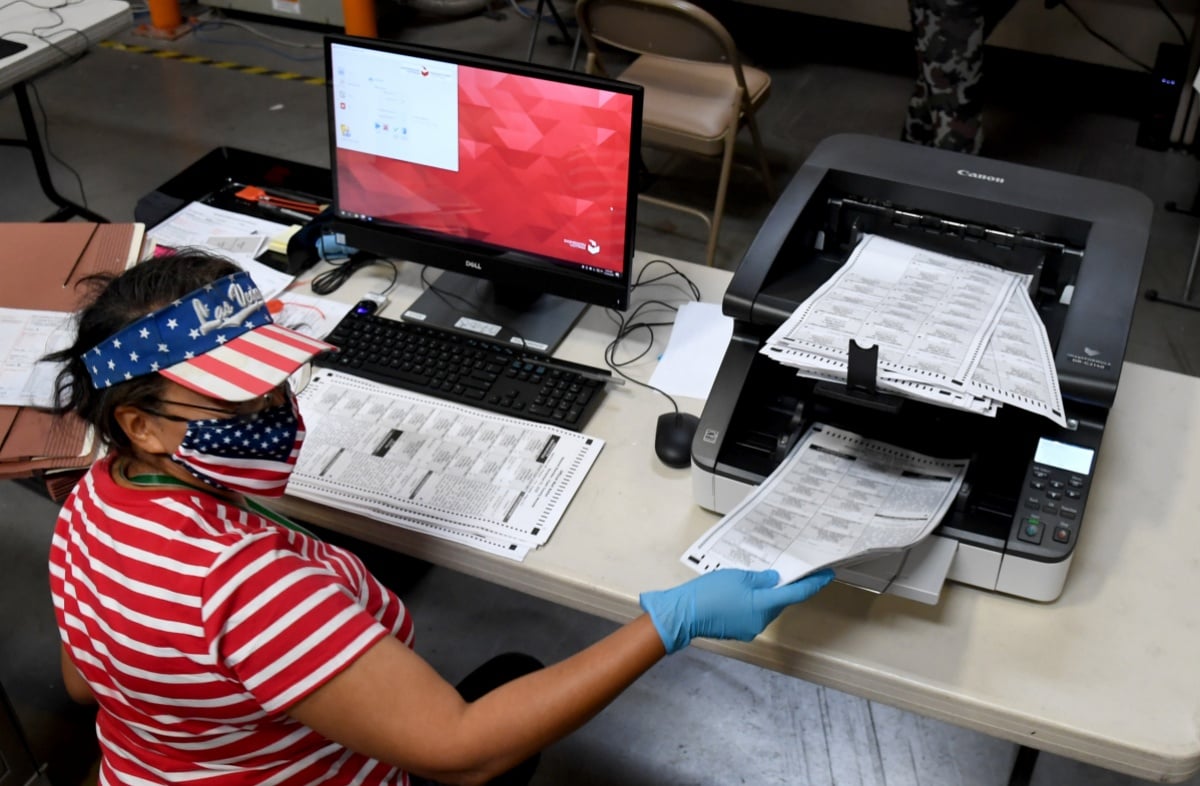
[82,270,335,401]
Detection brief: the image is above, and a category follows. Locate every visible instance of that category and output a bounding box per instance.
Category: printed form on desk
[683,424,968,583]
[290,370,604,559]
[0,308,73,407]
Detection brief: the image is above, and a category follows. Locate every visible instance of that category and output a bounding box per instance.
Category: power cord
[27,80,90,209]
[601,259,703,417]
[1150,0,1188,48]
[1056,0,1152,72]
[192,15,325,63]
[0,0,95,210]
[310,253,399,296]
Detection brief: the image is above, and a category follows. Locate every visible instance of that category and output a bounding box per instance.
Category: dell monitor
[324,36,643,354]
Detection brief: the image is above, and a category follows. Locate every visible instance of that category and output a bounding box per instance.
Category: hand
[639,568,835,654]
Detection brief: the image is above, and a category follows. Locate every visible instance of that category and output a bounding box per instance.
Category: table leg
[525,0,574,62]
[1007,745,1040,786]
[1143,225,1200,311]
[0,81,108,223]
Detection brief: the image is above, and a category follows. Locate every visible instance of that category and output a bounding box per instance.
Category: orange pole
[342,0,377,37]
[147,0,182,30]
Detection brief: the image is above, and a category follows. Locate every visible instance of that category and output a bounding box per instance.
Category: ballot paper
[762,234,1066,426]
[289,370,604,560]
[682,424,968,584]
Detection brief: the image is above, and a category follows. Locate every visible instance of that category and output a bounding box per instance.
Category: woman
[47,250,833,786]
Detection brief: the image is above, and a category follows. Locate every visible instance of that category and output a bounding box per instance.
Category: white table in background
[0,0,131,221]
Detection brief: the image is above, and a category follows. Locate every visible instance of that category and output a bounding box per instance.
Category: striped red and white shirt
[49,455,416,785]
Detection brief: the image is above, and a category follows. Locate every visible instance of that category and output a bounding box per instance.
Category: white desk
[275,254,1200,783]
[0,0,130,221]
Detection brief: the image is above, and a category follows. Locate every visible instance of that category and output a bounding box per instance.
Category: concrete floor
[3,3,1200,785]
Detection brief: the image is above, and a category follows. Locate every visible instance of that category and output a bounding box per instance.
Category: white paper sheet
[0,308,74,407]
[682,424,969,584]
[968,284,1066,425]
[269,291,354,340]
[146,202,296,299]
[289,371,605,560]
[648,302,734,399]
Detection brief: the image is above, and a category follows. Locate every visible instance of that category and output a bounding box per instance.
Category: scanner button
[1053,526,1071,544]
[1060,506,1078,520]
[1030,480,1046,490]
[1025,496,1041,510]
[1019,518,1044,544]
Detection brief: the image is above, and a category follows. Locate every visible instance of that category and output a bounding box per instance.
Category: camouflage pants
[903,0,1016,154]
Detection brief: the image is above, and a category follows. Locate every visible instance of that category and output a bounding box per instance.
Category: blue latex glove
[639,568,835,654]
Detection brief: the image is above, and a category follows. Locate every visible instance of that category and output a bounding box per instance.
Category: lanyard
[122,468,317,538]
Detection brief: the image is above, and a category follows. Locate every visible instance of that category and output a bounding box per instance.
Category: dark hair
[45,250,243,452]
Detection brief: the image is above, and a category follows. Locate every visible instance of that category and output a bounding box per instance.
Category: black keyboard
[317,312,611,431]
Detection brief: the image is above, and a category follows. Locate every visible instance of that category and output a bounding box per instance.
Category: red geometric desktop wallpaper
[335,67,636,274]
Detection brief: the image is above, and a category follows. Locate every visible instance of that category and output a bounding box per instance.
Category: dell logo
[464,260,482,271]
[957,168,1005,184]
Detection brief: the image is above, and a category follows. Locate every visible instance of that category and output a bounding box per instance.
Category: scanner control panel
[1010,438,1095,562]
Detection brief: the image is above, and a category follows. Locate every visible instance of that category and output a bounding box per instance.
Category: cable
[310,253,397,296]
[27,80,90,209]
[0,0,93,64]
[600,259,704,416]
[1059,0,1152,72]
[378,259,402,295]
[0,1,98,214]
[631,258,702,300]
[1150,0,1188,47]
[192,18,325,63]
[199,15,322,49]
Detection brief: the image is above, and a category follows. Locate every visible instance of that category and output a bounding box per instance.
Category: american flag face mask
[169,392,305,497]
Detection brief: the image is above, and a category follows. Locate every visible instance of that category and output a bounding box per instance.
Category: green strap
[126,471,317,538]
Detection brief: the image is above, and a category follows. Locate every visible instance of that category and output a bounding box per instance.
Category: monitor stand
[400,271,588,356]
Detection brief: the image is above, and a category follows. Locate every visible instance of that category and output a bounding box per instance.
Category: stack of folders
[0,223,145,499]
[762,234,1067,427]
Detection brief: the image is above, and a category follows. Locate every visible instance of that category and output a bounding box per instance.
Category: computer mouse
[655,411,700,469]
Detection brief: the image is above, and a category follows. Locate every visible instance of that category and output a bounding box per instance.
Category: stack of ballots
[761,234,1067,427]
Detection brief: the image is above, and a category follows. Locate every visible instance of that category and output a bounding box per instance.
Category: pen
[262,204,311,222]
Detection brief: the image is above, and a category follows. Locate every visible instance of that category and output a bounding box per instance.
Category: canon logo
[957,168,1005,184]
[464,260,482,270]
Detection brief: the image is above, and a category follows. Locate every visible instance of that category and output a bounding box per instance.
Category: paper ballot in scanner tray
[692,134,1151,604]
